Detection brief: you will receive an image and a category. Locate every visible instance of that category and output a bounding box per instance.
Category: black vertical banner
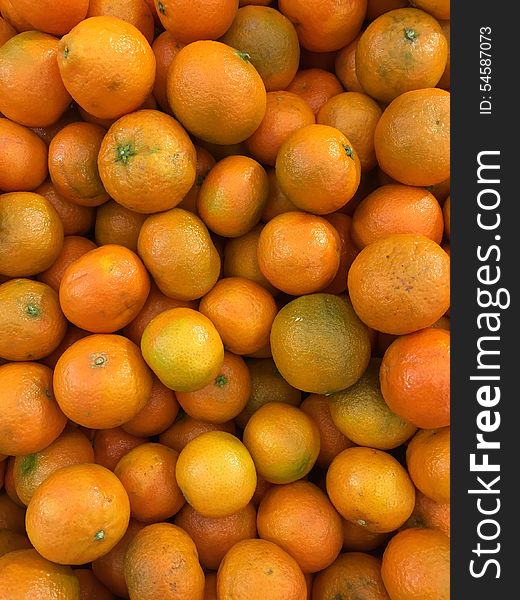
[451,2,516,596]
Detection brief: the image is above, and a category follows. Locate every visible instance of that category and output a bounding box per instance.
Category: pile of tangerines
[0,0,450,598]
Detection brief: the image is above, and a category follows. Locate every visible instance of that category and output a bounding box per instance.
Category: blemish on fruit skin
[63,46,69,58]
[157,1,166,15]
[21,453,37,476]
[94,530,105,541]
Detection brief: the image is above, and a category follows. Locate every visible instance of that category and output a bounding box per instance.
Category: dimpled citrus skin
[270,293,371,394]
[167,40,267,145]
[25,463,130,565]
[97,109,197,214]
[57,16,156,120]
[176,431,257,518]
[140,308,225,393]
[0,549,81,600]
[347,233,450,335]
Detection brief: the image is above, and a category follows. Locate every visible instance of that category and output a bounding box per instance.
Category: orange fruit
[261,168,298,222]
[279,0,366,52]
[257,211,341,295]
[0,549,80,600]
[300,394,354,469]
[98,109,197,214]
[86,0,155,44]
[0,119,48,192]
[410,0,449,20]
[159,413,237,453]
[141,307,225,392]
[366,0,408,20]
[299,47,337,71]
[312,552,390,600]
[443,194,450,239]
[341,520,391,552]
[406,426,450,504]
[380,327,450,428]
[114,442,185,523]
[30,104,82,145]
[0,192,64,278]
[36,180,96,236]
[0,529,32,558]
[437,19,450,90]
[93,427,147,472]
[317,91,382,171]
[329,358,417,450]
[26,463,130,565]
[53,334,153,429]
[12,0,88,36]
[347,233,450,334]
[59,244,150,333]
[121,375,179,437]
[257,480,343,573]
[3,457,24,506]
[151,30,185,112]
[204,571,218,600]
[73,568,116,600]
[270,293,371,394]
[124,522,205,600]
[326,446,415,533]
[223,224,279,294]
[122,281,198,346]
[48,122,109,207]
[37,235,97,292]
[155,0,238,44]
[176,430,257,517]
[245,91,315,167]
[174,501,257,570]
[199,277,277,356]
[57,16,156,120]
[351,184,444,248]
[91,519,146,598]
[355,8,448,103]
[235,357,301,429]
[404,489,450,537]
[137,208,221,301]
[0,492,26,533]
[276,124,361,215]
[177,145,217,213]
[0,362,67,456]
[0,16,16,46]
[243,402,320,484]
[374,88,450,186]
[94,200,147,253]
[220,5,300,91]
[217,538,307,600]
[0,0,33,32]
[0,31,72,127]
[0,279,67,362]
[321,212,360,294]
[39,323,90,370]
[13,427,94,506]
[167,40,267,145]
[334,34,364,92]
[176,351,251,423]
[381,528,450,600]
[197,155,269,237]
[286,68,344,117]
